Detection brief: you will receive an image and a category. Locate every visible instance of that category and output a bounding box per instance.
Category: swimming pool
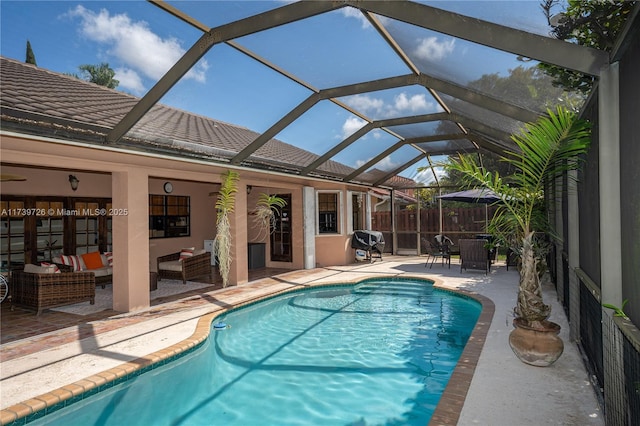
[27,278,480,425]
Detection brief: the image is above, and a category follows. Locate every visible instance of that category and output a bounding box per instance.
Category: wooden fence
[371,206,499,252]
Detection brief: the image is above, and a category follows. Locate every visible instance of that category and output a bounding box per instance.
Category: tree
[445,107,591,327]
[539,0,634,94]
[466,65,584,112]
[431,64,584,189]
[25,40,37,66]
[73,63,119,89]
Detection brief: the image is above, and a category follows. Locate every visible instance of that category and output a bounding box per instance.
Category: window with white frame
[317,192,340,234]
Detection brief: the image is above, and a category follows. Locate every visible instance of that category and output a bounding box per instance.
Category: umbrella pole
[438,188,443,237]
[485,204,488,232]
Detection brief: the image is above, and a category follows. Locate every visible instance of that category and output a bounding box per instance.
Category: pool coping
[0,275,494,426]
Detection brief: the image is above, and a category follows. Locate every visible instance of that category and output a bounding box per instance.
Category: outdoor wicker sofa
[157,249,211,284]
[11,265,96,315]
[52,253,113,288]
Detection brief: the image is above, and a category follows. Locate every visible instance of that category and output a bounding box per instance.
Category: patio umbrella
[436,188,501,204]
[437,188,502,231]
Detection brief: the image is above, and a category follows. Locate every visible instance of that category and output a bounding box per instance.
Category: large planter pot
[509,318,564,367]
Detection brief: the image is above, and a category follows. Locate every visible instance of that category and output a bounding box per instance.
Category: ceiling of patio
[107,0,609,189]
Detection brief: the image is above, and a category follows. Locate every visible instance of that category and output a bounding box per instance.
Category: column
[112,169,150,312]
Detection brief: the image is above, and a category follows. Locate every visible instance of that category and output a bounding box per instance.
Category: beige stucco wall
[1,132,363,310]
[148,178,216,272]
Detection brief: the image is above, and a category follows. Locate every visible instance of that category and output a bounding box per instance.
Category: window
[350,192,366,233]
[149,195,190,238]
[318,192,340,234]
[1,200,26,269]
[1,197,112,266]
[34,200,65,262]
[74,202,100,255]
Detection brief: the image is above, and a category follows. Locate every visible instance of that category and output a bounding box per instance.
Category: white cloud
[342,116,367,139]
[345,94,385,114]
[343,92,435,119]
[341,6,371,29]
[413,168,434,184]
[414,36,455,61]
[67,5,208,89]
[393,93,429,113]
[356,155,397,171]
[114,67,145,94]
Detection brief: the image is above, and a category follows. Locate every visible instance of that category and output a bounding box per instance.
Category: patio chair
[459,239,490,274]
[157,249,212,284]
[435,235,459,257]
[424,241,451,269]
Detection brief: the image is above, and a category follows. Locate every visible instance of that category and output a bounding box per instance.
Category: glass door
[74,202,100,255]
[270,194,292,262]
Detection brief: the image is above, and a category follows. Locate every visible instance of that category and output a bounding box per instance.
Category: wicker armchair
[11,268,96,315]
[157,250,212,284]
[459,239,490,275]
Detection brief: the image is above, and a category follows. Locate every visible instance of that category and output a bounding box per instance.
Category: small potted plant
[446,106,591,366]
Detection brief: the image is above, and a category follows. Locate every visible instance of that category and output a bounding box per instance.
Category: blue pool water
[29,278,480,425]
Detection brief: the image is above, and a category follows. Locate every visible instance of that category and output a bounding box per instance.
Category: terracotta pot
[509,318,564,367]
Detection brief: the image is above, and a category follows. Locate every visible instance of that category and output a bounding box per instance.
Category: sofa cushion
[24,264,57,274]
[158,260,183,272]
[59,255,83,271]
[82,251,104,270]
[91,266,113,277]
[103,252,114,267]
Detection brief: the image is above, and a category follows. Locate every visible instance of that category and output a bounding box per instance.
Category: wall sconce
[69,174,79,191]
[247,185,252,194]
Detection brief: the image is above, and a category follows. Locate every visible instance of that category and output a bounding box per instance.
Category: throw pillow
[59,254,83,272]
[82,251,104,270]
[40,262,61,273]
[179,247,195,261]
[104,251,114,267]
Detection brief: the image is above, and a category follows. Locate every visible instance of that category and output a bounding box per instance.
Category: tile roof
[0,56,408,187]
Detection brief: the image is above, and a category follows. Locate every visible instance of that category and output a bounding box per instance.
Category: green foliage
[252,193,287,240]
[539,0,634,94]
[468,65,583,111]
[78,63,119,89]
[445,107,591,323]
[25,40,37,66]
[215,170,239,215]
[603,299,629,319]
[215,170,239,288]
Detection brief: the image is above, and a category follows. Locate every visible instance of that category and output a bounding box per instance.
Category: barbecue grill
[351,230,385,263]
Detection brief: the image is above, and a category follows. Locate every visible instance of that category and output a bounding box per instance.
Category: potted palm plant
[446,106,591,366]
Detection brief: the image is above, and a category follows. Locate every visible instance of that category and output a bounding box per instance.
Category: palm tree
[446,106,591,327]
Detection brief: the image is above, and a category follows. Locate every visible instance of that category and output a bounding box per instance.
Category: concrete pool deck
[0,256,603,425]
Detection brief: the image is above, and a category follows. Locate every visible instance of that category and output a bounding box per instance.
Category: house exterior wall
[1,132,367,311]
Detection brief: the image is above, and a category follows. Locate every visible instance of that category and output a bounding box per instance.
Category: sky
[0,1,554,186]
